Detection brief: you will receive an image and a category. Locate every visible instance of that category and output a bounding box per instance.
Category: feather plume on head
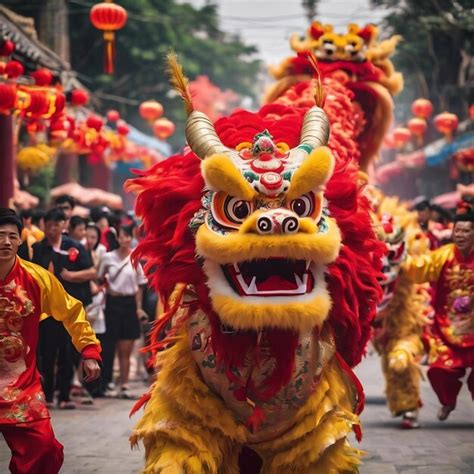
[166,51,194,115]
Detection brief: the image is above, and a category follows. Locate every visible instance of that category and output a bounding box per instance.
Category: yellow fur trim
[253,357,363,473]
[201,153,257,201]
[286,147,334,201]
[132,321,364,473]
[212,292,331,332]
[196,216,341,264]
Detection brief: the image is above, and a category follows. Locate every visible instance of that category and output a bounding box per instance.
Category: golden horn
[290,33,312,53]
[287,106,330,165]
[185,111,231,160]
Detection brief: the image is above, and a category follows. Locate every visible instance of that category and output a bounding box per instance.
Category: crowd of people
[17,195,152,407]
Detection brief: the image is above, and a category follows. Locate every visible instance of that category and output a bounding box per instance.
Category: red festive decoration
[70,89,89,106]
[24,90,49,118]
[53,93,66,117]
[107,109,120,122]
[434,111,458,139]
[0,83,17,113]
[153,117,175,140]
[407,117,427,146]
[411,98,433,119]
[31,68,53,86]
[86,114,104,132]
[0,61,5,74]
[117,120,129,136]
[139,100,163,121]
[50,116,70,142]
[5,60,24,79]
[90,1,128,74]
[392,127,411,149]
[469,104,474,120]
[0,39,15,57]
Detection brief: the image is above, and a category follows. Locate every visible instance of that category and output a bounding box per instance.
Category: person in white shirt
[98,225,148,398]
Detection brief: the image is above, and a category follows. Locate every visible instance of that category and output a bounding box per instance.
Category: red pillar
[0,114,15,208]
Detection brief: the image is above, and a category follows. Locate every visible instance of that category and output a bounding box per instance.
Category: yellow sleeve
[403,244,453,284]
[21,259,100,353]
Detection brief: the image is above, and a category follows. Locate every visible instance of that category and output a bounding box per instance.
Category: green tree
[68,0,260,144]
[371,0,474,119]
[3,0,260,145]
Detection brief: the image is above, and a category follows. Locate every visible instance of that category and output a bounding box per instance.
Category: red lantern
[86,114,104,131]
[53,93,66,117]
[0,83,17,113]
[90,1,128,74]
[70,89,89,106]
[407,117,427,146]
[434,112,458,139]
[117,120,129,136]
[469,104,474,120]
[25,90,49,118]
[139,100,163,121]
[0,61,5,74]
[0,39,15,57]
[153,118,175,140]
[5,60,23,79]
[392,127,411,149]
[50,117,69,142]
[31,68,53,86]
[107,109,120,122]
[411,98,433,119]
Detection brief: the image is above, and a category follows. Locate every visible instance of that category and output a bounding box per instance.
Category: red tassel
[129,392,151,418]
[353,424,363,442]
[103,31,115,74]
[246,405,266,433]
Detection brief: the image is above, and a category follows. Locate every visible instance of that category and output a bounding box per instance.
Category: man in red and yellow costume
[0,208,101,474]
[404,211,474,421]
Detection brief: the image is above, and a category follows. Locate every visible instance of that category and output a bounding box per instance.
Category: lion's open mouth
[221,258,314,297]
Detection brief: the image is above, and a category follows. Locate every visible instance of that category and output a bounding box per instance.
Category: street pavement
[0,353,473,473]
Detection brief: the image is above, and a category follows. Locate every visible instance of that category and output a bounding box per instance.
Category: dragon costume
[370,194,432,428]
[128,22,398,472]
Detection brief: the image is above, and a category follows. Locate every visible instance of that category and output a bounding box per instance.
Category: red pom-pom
[117,120,129,136]
[86,114,104,131]
[31,68,53,86]
[107,109,120,122]
[70,89,89,106]
[0,39,15,57]
[246,406,266,433]
[5,60,23,79]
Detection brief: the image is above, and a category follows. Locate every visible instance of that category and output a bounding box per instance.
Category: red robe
[405,244,474,369]
[0,257,101,425]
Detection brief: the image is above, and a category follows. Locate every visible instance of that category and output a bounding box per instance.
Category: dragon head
[186,106,339,332]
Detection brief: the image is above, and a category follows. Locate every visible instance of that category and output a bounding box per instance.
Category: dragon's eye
[288,192,322,220]
[211,192,254,230]
[225,197,252,224]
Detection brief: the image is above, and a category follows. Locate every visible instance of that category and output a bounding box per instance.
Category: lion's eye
[211,192,254,230]
[226,197,252,224]
[290,195,314,217]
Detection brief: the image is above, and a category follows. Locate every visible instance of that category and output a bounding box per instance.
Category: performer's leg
[427,366,465,407]
[38,317,60,404]
[57,324,75,404]
[2,419,64,474]
[467,367,474,400]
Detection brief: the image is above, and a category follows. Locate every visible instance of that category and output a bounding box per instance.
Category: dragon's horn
[288,106,330,162]
[185,111,232,160]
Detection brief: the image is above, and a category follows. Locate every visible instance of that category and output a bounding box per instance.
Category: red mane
[130,76,384,368]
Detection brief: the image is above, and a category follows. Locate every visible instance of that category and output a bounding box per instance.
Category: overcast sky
[185,0,387,65]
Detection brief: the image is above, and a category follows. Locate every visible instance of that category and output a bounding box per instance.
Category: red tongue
[257,275,297,292]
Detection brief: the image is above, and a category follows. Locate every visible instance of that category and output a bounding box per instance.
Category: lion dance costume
[370,195,432,428]
[129,20,404,472]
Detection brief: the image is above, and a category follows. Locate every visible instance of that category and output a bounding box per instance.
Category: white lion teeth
[305,261,311,270]
[294,273,304,287]
[247,276,258,294]
[233,263,240,274]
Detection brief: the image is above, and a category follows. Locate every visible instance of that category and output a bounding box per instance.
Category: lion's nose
[256,211,299,235]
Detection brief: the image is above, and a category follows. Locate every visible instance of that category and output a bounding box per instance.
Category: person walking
[404,211,474,421]
[0,208,101,474]
[98,225,147,398]
[31,209,96,409]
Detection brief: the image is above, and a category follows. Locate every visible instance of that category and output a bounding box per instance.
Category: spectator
[85,223,107,268]
[54,195,76,226]
[98,225,148,398]
[69,216,87,246]
[32,208,96,409]
[412,197,440,250]
[18,209,44,259]
[32,209,46,232]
